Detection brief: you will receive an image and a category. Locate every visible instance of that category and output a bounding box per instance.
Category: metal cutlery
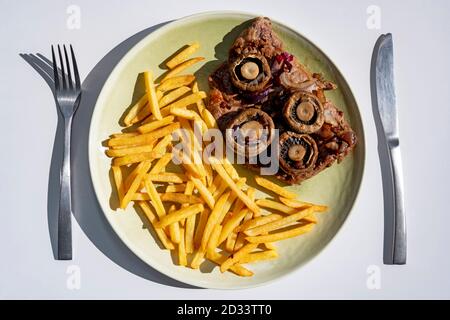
[51,44,81,260]
[371,34,406,265]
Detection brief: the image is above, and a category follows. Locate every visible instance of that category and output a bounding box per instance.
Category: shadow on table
[21,21,199,288]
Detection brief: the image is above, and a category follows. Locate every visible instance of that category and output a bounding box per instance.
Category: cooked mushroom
[225,108,275,158]
[282,91,324,134]
[279,131,318,174]
[229,53,271,92]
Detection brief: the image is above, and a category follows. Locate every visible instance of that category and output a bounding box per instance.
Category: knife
[371,34,406,265]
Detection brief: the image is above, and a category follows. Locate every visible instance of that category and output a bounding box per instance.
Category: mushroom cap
[282,91,325,134]
[229,53,271,92]
[278,131,318,175]
[225,108,275,158]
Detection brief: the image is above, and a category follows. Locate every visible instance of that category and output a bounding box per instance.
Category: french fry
[255,199,318,223]
[177,227,187,266]
[112,151,163,167]
[108,123,180,147]
[185,211,196,254]
[143,176,166,218]
[165,184,186,193]
[218,208,248,245]
[239,250,278,264]
[208,174,221,195]
[279,197,328,212]
[155,204,204,229]
[210,158,260,215]
[152,135,173,153]
[220,243,258,273]
[225,232,238,252]
[166,42,200,69]
[208,252,253,277]
[111,132,139,138]
[194,208,209,249]
[162,57,205,81]
[202,109,218,129]
[244,207,316,236]
[200,192,230,251]
[144,71,162,120]
[189,176,215,209]
[147,173,187,184]
[106,144,155,158]
[192,81,206,114]
[167,92,207,112]
[137,201,174,250]
[204,158,214,187]
[255,176,297,199]
[173,149,202,178]
[246,223,314,244]
[236,214,283,233]
[181,181,195,228]
[206,224,222,259]
[171,108,201,121]
[217,178,246,223]
[213,180,228,201]
[168,205,181,244]
[158,75,195,93]
[138,116,175,134]
[149,153,172,174]
[159,193,203,204]
[255,199,296,214]
[111,166,124,203]
[143,105,172,123]
[124,94,147,126]
[190,248,205,269]
[158,86,191,108]
[121,161,151,209]
[234,188,256,251]
[131,193,150,201]
[222,158,240,182]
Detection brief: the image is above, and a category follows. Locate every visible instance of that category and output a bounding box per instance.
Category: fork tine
[57,45,67,90]
[51,45,60,91]
[63,45,73,89]
[70,45,81,90]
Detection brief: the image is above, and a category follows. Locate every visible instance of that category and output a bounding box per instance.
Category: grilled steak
[207,17,357,184]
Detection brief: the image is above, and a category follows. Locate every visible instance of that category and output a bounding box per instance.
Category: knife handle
[387,139,407,264]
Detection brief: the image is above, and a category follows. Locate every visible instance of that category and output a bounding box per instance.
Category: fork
[51,44,81,260]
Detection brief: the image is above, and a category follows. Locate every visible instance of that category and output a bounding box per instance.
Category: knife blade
[372,34,407,265]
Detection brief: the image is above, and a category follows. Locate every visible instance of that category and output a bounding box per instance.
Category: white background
[1,0,450,299]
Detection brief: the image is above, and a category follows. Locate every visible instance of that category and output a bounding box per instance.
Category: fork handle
[58,116,73,260]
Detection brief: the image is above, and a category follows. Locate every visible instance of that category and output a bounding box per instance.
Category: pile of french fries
[105,42,328,277]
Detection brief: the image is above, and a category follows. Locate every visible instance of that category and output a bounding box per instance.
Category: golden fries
[159,86,190,108]
[108,123,180,147]
[121,161,151,209]
[143,71,162,120]
[162,57,205,81]
[210,158,260,215]
[159,193,203,204]
[246,223,314,244]
[166,42,200,69]
[279,197,328,212]
[155,204,204,229]
[138,116,175,134]
[255,176,297,199]
[111,166,124,203]
[124,94,147,126]
[239,250,278,264]
[244,207,316,236]
[106,41,330,278]
[137,201,174,250]
[158,75,195,93]
[106,144,155,158]
[112,151,163,167]
[147,173,187,184]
